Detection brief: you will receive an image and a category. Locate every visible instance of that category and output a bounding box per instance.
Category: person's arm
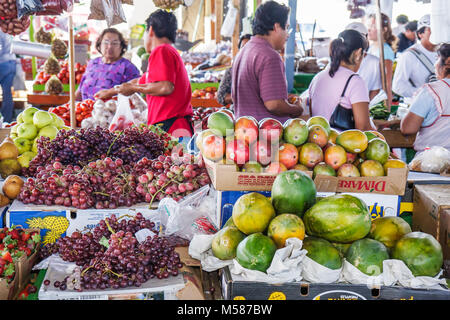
[94,77,142,99]
[217,68,233,105]
[400,112,424,135]
[264,99,303,118]
[75,88,82,101]
[352,101,375,131]
[117,80,174,97]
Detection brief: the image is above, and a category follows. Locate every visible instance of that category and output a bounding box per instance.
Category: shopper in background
[392,14,409,36]
[0,30,17,123]
[396,20,418,55]
[308,29,374,131]
[97,10,193,138]
[393,14,439,101]
[216,34,251,106]
[77,28,141,101]
[346,22,382,101]
[367,13,397,109]
[400,43,450,152]
[231,1,303,123]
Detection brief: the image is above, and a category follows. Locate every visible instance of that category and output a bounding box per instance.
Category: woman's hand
[115,82,136,96]
[95,88,117,100]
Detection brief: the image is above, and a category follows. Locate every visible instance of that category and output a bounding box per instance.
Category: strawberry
[0,232,6,240]
[9,229,19,240]
[7,243,15,250]
[0,244,4,251]
[1,251,12,263]
[21,233,30,242]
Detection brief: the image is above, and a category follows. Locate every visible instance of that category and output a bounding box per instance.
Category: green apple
[9,132,17,139]
[13,137,32,154]
[16,113,24,124]
[38,125,59,140]
[33,110,53,129]
[17,151,36,168]
[22,107,39,124]
[17,123,38,140]
[50,113,65,129]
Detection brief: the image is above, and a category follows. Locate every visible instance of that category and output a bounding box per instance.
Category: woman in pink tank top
[400,43,450,152]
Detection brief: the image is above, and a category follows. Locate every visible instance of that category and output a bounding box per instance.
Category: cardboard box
[0,272,17,300]
[412,184,450,260]
[6,200,160,245]
[205,157,407,195]
[220,267,450,300]
[38,267,186,300]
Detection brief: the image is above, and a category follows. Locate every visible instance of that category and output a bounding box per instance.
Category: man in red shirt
[96,10,193,138]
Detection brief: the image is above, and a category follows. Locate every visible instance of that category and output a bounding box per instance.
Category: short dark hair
[405,21,417,32]
[396,14,408,25]
[145,9,177,43]
[416,26,427,40]
[437,42,450,77]
[238,34,252,49]
[96,28,127,57]
[329,29,369,77]
[252,1,290,36]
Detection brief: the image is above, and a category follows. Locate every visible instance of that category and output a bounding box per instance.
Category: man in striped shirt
[231,1,303,123]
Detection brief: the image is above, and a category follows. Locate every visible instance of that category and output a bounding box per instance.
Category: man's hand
[116,82,136,96]
[95,88,116,100]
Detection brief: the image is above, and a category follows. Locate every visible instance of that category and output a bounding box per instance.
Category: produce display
[34,61,86,86]
[47,213,184,291]
[49,99,95,127]
[80,94,147,130]
[210,171,445,280]
[17,125,209,208]
[198,112,407,177]
[0,227,41,284]
[191,87,217,100]
[9,107,66,169]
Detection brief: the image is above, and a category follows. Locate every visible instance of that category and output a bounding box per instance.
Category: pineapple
[26,216,70,245]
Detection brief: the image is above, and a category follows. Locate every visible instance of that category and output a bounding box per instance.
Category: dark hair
[329,29,368,77]
[252,1,290,36]
[405,20,418,32]
[369,13,397,48]
[238,34,252,49]
[437,42,450,77]
[145,9,177,43]
[96,28,127,57]
[396,14,408,25]
[416,26,428,40]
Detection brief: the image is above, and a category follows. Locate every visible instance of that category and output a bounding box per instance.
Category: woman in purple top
[75,28,141,101]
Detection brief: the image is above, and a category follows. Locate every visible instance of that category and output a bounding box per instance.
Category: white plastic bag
[220,1,238,37]
[158,185,218,241]
[409,146,450,173]
[109,94,137,132]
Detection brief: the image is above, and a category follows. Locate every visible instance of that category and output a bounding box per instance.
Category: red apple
[226,139,250,166]
[250,140,273,166]
[259,118,283,144]
[202,134,225,162]
[234,116,259,145]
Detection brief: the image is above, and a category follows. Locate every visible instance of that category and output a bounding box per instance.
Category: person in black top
[397,20,417,55]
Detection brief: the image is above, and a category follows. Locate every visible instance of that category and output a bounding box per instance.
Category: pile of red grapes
[22,125,176,178]
[18,151,210,209]
[46,213,183,291]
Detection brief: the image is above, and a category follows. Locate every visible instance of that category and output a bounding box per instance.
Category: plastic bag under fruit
[108,94,137,132]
